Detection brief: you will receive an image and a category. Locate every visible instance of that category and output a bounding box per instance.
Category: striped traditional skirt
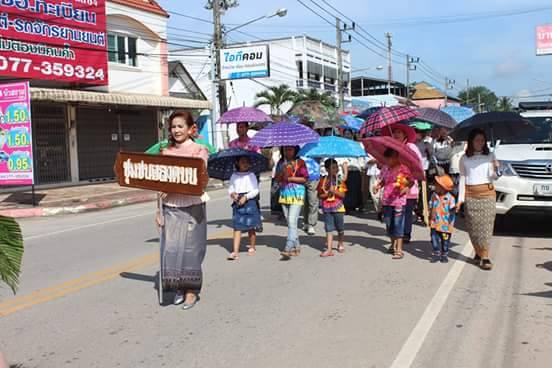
[464,196,496,249]
[161,203,207,293]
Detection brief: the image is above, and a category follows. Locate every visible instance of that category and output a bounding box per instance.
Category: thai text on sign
[0,81,34,186]
[114,152,209,196]
[0,0,108,85]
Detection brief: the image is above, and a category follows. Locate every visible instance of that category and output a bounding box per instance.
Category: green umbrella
[145,138,217,155]
[409,121,433,131]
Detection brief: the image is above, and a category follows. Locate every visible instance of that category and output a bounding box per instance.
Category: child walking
[318,159,348,257]
[429,174,456,263]
[275,146,309,260]
[373,148,413,260]
[227,156,261,261]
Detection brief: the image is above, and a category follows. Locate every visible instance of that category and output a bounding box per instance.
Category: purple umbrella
[250,121,320,148]
[218,107,273,125]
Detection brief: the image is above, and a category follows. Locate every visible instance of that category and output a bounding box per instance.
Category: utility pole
[478,93,482,113]
[386,32,392,95]
[336,18,343,112]
[444,77,455,106]
[212,1,227,116]
[336,18,352,112]
[405,55,418,102]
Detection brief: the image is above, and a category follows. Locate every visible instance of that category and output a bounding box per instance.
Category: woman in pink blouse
[156,111,209,310]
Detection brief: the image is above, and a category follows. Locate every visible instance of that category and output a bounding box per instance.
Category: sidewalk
[0,174,271,218]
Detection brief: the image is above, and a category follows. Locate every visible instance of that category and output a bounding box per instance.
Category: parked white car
[494,108,552,217]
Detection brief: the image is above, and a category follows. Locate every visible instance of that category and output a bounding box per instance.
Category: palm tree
[497,96,514,112]
[0,216,24,294]
[295,88,337,109]
[254,84,297,116]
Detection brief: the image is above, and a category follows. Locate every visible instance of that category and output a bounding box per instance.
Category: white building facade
[176,36,352,113]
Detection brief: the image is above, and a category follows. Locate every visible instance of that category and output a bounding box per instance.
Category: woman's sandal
[291,248,301,256]
[227,252,239,261]
[337,245,345,253]
[480,259,493,270]
[320,250,334,257]
[248,248,256,256]
[392,252,404,260]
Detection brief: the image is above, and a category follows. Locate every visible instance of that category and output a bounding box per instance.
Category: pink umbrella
[380,123,417,143]
[218,107,273,125]
[360,106,419,135]
[362,137,425,181]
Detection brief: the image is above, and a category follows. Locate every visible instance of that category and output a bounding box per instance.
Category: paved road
[1,184,551,368]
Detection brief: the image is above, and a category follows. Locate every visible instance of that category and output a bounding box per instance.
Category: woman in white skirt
[457,128,499,270]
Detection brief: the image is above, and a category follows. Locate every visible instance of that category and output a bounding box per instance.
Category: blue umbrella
[299,136,367,158]
[357,106,382,119]
[440,106,475,123]
[208,148,268,180]
[339,115,364,132]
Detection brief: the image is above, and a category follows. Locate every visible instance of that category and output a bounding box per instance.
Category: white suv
[494,110,552,216]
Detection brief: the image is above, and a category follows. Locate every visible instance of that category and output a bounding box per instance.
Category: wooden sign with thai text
[114,152,209,196]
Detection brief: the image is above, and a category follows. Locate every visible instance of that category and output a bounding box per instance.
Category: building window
[108,34,138,67]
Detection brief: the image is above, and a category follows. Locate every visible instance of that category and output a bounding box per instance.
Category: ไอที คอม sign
[219,44,270,80]
[114,152,209,196]
[536,25,552,56]
[0,81,34,186]
[0,0,108,85]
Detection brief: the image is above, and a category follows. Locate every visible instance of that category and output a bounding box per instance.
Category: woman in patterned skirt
[457,128,499,270]
[156,111,209,309]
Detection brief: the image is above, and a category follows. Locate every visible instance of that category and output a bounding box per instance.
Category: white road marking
[389,241,474,368]
[24,194,230,241]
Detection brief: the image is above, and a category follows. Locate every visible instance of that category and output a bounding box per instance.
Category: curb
[0,175,269,219]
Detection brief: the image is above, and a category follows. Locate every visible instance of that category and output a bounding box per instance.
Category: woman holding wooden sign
[156,111,209,310]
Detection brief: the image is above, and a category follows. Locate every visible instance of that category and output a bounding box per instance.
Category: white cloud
[494,60,526,78]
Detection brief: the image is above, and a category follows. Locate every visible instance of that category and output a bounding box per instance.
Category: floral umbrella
[360,106,419,135]
[362,136,425,181]
[287,100,339,129]
[218,107,273,125]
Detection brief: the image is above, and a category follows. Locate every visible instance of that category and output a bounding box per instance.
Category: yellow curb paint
[0,229,234,318]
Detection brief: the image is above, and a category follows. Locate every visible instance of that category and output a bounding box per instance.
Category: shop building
[1,0,209,187]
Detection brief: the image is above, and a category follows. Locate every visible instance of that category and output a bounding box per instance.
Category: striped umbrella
[417,108,457,129]
[360,106,419,135]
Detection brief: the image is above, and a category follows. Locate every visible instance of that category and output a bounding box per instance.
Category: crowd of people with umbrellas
[150,102,537,309]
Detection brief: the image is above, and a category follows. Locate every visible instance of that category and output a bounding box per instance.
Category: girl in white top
[227,156,261,260]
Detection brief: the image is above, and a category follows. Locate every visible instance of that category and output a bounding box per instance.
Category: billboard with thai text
[536,25,552,56]
[219,45,270,80]
[0,81,33,186]
[0,0,108,85]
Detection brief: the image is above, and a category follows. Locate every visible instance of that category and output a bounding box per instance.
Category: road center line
[389,241,474,368]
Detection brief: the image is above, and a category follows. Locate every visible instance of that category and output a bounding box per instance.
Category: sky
[157,0,552,101]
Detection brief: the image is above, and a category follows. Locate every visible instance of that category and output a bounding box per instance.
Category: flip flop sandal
[392,252,404,260]
[337,246,345,253]
[227,253,239,261]
[248,248,256,255]
[320,250,334,257]
[480,259,493,270]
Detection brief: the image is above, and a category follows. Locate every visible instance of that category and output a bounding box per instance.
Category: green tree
[0,216,24,294]
[497,96,514,112]
[294,88,337,109]
[458,86,498,112]
[254,84,297,116]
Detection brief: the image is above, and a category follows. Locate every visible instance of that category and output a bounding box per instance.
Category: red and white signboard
[0,0,108,85]
[536,25,552,56]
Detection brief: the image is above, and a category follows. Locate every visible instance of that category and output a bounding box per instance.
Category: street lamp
[224,8,287,35]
